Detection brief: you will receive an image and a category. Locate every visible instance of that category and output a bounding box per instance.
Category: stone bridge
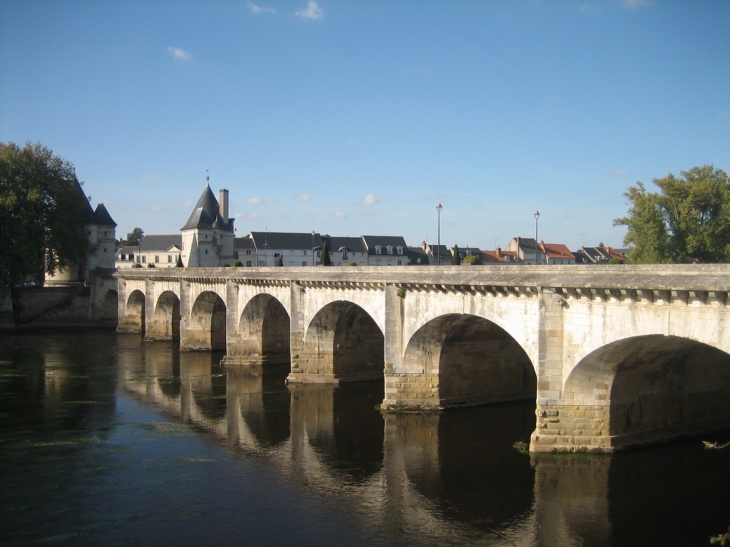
[114,264,730,453]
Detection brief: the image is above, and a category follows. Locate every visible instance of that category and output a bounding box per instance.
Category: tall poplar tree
[319,240,332,266]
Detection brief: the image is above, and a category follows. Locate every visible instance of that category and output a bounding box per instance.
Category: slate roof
[181,184,230,231]
[362,235,408,253]
[407,246,430,265]
[427,244,452,263]
[323,236,368,253]
[70,178,96,224]
[234,236,256,251]
[249,231,324,251]
[91,203,117,227]
[574,246,625,264]
[139,234,182,252]
[516,237,539,252]
[115,245,138,258]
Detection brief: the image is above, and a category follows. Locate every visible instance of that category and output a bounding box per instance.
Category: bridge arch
[564,335,730,448]
[99,289,118,323]
[182,291,226,351]
[300,300,384,383]
[146,291,181,341]
[123,290,146,334]
[228,293,291,366]
[397,313,536,409]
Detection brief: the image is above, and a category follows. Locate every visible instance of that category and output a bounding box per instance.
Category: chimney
[219,189,229,224]
[496,247,501,257]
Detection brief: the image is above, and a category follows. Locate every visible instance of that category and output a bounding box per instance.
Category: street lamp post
[534,210,540,265]
[436,203,443,265]
[311,231,315,266]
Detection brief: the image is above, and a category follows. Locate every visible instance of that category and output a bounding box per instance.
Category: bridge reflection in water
[117,337,730,547]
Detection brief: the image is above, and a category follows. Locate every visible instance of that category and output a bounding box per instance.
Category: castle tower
[180,178,235,267]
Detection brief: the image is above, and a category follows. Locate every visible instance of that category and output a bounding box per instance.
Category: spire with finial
[206,169,210,186]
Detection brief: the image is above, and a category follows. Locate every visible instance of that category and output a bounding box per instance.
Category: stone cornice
[114,264,730,293]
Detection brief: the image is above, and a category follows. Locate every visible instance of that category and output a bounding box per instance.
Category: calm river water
[1,329,729,546]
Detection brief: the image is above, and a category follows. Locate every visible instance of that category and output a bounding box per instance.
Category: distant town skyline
[1,0,728,250]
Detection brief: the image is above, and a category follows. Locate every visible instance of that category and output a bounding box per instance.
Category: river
[1,329,729,546]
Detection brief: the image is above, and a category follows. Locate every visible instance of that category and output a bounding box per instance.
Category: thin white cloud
[177,199,192,208]
[140,173,161,183]
[335,211,347,219]
[296,194,311,202]
[611,170,628,177]
[579,4,600,14]
[246,197,276,205]
[167,46,192,62]
[149,205,164,212]
[362,194,380,205]
[247,0,276,14]
[615,0,650,9]
[296,1,324,20]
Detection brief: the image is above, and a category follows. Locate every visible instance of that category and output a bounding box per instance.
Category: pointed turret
[180,176,235,267]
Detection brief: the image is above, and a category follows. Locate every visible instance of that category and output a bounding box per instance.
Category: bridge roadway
[114,264,730,453]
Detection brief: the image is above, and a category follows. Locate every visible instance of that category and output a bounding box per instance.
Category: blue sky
[1,0,728,251]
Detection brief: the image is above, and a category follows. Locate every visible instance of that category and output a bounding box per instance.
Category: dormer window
[375,246,382,254]
[397,246,403,255]
[387,246,393,254]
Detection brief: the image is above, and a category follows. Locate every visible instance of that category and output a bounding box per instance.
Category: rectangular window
[155,255,160,262]
[274,252,281,258]
[246,261,252,267]
[397,260,402,265]
[246,250,251,255]
[168,255,172,263]
[301,261,307,266]
[142,256,146,263]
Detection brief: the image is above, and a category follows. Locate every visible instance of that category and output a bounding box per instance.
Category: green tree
[613,166,730,263]
[126,227,144,246]
[463,254,481,265]
[452,245,461,265]
[319,240,332,266]
[0,142,90,286]
[275,255,283,267]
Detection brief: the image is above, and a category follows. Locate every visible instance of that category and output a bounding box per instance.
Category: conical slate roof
[181,184,225,231]
[74,178,95,222]
[91,203,117,227]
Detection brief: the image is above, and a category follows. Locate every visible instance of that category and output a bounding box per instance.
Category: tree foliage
[452,245,461,265]
[463,254,481,265]
[613,166,730,263]
[319,240,332,266]
[0,142,90,286]
[126,227,144,246]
